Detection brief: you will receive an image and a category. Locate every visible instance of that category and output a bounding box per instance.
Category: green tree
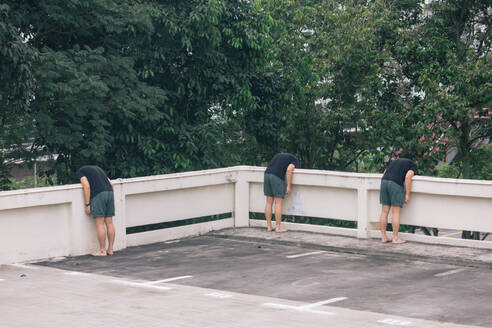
[5,0,167,183]
[3,0,489,192]
[409,0,492,239]
[246,0,436,172]
[438,145,492,180]
[130,0,273,173]
[3,0,272,183]
[0,3,37,189]
[415,0,492,179]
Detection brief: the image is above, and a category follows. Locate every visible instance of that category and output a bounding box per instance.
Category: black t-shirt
[76,165,112,199]
[382,158,418,186]
[265,153,299,180]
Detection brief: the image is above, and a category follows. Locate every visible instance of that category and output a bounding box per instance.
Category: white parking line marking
[147,275,192,284]
[165,240,180,244]
[434,268,466,277]
[300,297,347,308]
[263,297,345,315]
[109,275,191,290]
[264,303,298,310]
[378,318,412,326]
[205,292,233,299]
[110,279,172,291]
[263,302,335,315]
[10,264,38,270]
[286,251,326,259]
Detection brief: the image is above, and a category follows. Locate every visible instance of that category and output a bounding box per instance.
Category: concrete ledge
[250,219,357,237]
[212,228,492,269]
[369,229,492,250]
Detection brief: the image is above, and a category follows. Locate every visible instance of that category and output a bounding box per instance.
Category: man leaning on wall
[379,157,418,244]
[264,153,299,233]
[77,165,115,256]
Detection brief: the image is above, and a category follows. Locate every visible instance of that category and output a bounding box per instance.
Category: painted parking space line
[205,292,233,299]
[9,264,38,270]
[110,279,172,291]
[299,297,347,308]
[434,268,466,277]
[263,302,335,315]
[165,240,180,244]
[109,275,193,291]
[147,275,192,284]
[378,318,412,326]
[263,297,347,316]
[286,251,326,259]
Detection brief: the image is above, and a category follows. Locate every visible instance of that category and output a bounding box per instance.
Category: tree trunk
[459,121,480,239]
[462,151,471,179]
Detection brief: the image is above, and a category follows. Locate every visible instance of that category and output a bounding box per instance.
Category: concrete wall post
[356,183,369,239]
[234,172,250,228]
[113,179,127,251]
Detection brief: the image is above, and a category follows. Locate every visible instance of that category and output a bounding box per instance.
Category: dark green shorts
[91,190,115,218]
[379,179,405,207]
[264,173,287,198]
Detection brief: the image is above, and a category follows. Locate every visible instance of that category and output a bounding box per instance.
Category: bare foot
[91,250,107,257]
[267,227,273,232]
[381,238,390,244]
[392,239,406,244]
[275,227,288,233]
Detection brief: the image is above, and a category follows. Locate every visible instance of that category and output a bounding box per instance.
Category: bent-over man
[264,153,299,233]
[77,165,115,256]
[379,158,418,244]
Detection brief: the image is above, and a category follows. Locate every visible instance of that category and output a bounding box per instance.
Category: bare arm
[404,170,415,203]
[285,164,295,195]
[80,177,91,215]
[107,177,114,190]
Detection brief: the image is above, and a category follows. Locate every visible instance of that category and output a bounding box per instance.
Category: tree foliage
[0,3,38,187]
[412,0,492,178]
[1,0,272,183]
[241,0,439,172]
[1,0,490,190]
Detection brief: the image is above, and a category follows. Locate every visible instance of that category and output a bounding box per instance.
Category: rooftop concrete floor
[2,228,492,328]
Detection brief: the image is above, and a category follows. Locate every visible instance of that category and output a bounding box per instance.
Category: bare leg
[391,206,405,244]
[274,197,287,232]
[92,217,107,256]
[379,205,391,243]
[105,217,115,255]
[265,197,274,232]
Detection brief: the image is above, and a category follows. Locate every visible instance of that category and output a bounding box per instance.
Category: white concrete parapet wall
[0,167,240,264]
[123,167,238,247]
[245,166,492,248]
[1,166,491,264]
